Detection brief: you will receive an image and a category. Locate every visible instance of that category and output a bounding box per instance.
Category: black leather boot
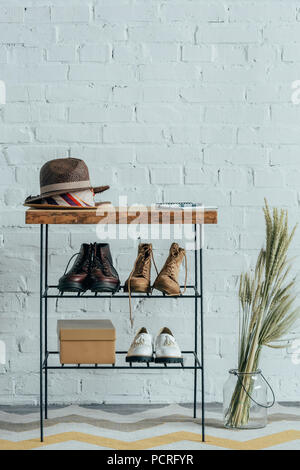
[90,243,120,293]
[58,243,92,293]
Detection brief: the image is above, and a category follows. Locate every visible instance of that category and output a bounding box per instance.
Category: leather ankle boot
[59,243,92,293]
[90,243,120,293]
[153,243,187,296]
[124,243,158,326]
[124,243,157,294]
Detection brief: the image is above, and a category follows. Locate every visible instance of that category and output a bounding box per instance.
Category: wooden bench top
[25,206,218,225]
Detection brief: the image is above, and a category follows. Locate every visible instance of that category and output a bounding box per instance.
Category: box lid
[58,320,116,341]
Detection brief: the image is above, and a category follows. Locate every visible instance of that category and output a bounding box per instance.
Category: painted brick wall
[0,0,300,405]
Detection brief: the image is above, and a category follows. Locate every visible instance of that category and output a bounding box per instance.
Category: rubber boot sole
[90,281,120,294]
[58,280,87,294]
[126,355,153,363]
[155,356,184,364]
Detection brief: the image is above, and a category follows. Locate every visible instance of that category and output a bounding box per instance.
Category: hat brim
[24,201,111,210]
[24,185,110,204]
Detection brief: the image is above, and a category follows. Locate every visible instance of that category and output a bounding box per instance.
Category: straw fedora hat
[24,157,109,209]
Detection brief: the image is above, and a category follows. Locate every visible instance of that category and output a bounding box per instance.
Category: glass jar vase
[223,369,270,429]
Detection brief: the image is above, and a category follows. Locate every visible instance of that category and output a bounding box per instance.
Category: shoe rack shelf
[25,206,218,444]
[43,351,202,370]
[44,285,201,298]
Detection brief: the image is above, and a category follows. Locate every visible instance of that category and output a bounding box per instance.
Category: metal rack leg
[44,224,48,420]
[200,231,205,442]
[40,224,44,442]
[193,224,198,420]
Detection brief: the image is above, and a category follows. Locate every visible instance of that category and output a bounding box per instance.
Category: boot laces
[165,247,187,284]
[135,246,156,278]
[94,248,111,276]
[80,253,90,271]
[64,250,90,275]
[136,256,149,277]
[165,257,179,281]
[127,245,159,328]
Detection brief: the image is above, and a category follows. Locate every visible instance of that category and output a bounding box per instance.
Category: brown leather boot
[124,243,158,326]
[153,243,187,296]
[124,244,157,293]
[90,243,120,293]
[58,243,92,293]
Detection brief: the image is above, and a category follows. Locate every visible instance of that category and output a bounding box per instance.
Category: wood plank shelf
[25,206,218,225]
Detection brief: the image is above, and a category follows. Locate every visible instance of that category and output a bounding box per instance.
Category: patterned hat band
[42,189,95,208]
[40,180,91,195]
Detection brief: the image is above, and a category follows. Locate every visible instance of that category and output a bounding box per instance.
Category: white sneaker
[155,327,183,364]
[126,327,153,363]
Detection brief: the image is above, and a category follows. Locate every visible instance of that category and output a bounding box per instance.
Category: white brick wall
[0,0,300,406]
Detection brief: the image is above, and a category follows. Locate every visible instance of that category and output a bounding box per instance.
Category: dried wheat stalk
[225,200,299,428]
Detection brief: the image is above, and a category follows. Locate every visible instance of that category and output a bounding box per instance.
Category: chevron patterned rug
[0,403,300,450]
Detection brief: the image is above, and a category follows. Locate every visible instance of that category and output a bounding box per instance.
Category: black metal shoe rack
[38,223,205,443]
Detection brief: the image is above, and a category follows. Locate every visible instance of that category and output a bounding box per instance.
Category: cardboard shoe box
[58,320,116,365]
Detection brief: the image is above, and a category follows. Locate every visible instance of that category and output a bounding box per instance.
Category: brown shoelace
[164,247,188,296]
[94,249,111,276]
[127,245,158,327]
[63,251,90,274]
